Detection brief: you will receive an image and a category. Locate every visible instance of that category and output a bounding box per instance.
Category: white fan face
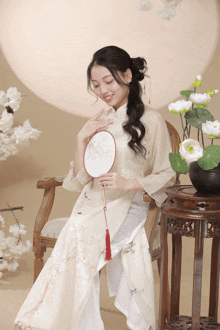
[84,131,116,178]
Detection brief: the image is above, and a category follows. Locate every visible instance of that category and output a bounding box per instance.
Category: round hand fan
[84,130,116,261]
[84,130,116,177]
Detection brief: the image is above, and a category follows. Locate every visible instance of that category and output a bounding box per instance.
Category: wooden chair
[33,120,181,319]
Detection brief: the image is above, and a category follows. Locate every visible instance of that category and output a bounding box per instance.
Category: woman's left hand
[98,173,129,190]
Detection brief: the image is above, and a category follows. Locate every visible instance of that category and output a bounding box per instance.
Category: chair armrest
[143,192,152,203]
[37,177,63,189]
[143,192,161,252]
[34,177,62,242]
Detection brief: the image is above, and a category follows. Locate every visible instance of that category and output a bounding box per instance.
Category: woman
[14,46,175,330]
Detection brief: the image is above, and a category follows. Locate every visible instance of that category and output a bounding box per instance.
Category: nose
[100,83,108,95]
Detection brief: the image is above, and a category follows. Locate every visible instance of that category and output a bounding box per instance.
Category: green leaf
[184,107,214,130]
[169,153,189,174]
[180,90,194,99]
[197,145,220,170]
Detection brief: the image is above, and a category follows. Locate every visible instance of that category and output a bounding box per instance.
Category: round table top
[166,185,220,202]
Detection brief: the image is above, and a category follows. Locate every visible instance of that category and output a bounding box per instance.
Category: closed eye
[106,80,113,84]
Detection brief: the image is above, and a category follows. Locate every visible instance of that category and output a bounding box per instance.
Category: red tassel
[105,228,112,261]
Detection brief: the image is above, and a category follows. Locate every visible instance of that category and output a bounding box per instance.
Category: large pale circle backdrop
[0,0,219,117]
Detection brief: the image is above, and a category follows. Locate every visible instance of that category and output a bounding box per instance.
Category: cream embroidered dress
[14,104,175,330]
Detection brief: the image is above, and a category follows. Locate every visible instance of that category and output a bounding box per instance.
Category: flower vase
[188,161,220,194]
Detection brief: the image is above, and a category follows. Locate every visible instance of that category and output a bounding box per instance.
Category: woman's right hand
[77,109,114,145]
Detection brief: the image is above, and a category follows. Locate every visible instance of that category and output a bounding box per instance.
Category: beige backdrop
[0,1,220,329]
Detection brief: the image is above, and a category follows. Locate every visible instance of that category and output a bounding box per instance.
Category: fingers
[99,173,113,178]
[97,118,114,129]
[93,108,105,120]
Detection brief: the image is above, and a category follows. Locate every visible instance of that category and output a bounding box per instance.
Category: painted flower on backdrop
[137,0,153,11]
[168,75,220,174]
[138,0,183,20]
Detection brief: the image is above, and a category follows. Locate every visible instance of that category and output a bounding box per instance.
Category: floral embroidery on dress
[84,191,90,200]
[15,322,32,329]
[125,241,136,254]
[131,288,145,295]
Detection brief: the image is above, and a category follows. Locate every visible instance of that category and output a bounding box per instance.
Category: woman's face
[90,65,132,110]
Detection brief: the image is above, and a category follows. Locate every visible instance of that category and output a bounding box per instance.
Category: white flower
[179,139,203,163]
[137,0,153,11]
[0,215,5,228]
[9,224,27,237]
[0,110,13,133]
[6,87,22,102]
[12,120,41,146]
[4,99,20,112]
[0,88,22,111]
[0,91,7,106]
[7,260,19,271]
[202,120,220,137]
[168,100,192,113]
[190,92,211,105]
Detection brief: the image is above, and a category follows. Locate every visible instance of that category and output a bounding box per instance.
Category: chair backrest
[165,120,181,185]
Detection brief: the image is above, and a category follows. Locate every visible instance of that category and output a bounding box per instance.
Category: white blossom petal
[190,92,211,104]
[179,139,203,163]
[0,91,7,106]
[6,87,22,102]
[168,100,192,113]
[202,120,220,137]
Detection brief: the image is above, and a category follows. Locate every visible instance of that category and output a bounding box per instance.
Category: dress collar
[110,103,128,118]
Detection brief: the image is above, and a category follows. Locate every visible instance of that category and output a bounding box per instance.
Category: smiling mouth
[104,95,113,100]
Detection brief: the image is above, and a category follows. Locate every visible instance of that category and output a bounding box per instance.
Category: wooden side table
[159,185,220,330]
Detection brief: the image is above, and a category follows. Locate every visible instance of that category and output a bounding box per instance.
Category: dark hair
[87,45,148,158]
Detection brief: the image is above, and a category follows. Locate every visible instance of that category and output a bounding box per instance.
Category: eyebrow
[91,74,113,82]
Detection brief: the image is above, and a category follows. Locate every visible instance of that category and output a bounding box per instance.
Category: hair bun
[130,57,148,82]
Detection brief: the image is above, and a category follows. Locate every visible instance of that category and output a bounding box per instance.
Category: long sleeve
[137,115,176,207]
[62,161,93,192]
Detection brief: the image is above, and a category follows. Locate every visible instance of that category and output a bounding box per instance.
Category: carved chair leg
[158,257,171,322]
[34,247,46,283]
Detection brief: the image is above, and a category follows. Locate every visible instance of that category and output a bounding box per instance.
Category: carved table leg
[159,213,168,330]
[192,220,205,330]
[34,247,45,282]
[170,234,182,320]
[209,236,220,321]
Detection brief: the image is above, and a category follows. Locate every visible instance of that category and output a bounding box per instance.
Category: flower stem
[184,117,189,138]
[211,138,214,145]
[7,204,22,245]
[201,132,205,149]
[188,124,191,137]
[197,129,200,142]
[180,113,188,139]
